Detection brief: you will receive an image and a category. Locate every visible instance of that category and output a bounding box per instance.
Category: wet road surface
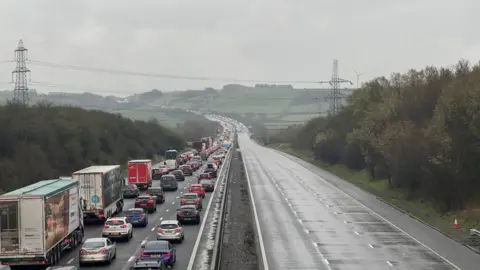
[238,132,479,270]
[53,162,217,270]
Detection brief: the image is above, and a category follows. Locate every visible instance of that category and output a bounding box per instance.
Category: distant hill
[0,84,355,128]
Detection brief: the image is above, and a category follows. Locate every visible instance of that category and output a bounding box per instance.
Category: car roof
[180,204,196,209]
[184,192,198,196]
[107,217,126,221]
[190,184,201,187]
[160,220,179,225]
[126,208,144,211]
[84,237,107,242]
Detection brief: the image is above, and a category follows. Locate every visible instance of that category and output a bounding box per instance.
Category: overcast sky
[0,0,477,96]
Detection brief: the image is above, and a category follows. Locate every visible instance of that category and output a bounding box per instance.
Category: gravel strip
[220,149,259,270]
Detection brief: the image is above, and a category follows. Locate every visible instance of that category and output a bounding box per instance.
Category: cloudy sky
[0,0,477,96]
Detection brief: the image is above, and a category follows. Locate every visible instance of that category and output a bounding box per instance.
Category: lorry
[0,178,84,268]
[72,165,124,222]
[127,159,153,190]
[192,141,203,152]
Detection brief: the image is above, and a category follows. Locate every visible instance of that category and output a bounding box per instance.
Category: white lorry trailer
[0,178,84,268]
[72,165,124,222]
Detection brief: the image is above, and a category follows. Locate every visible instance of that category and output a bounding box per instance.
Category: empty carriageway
[238,132,479,270]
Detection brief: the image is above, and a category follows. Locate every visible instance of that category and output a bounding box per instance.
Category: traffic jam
[0,125,233,269]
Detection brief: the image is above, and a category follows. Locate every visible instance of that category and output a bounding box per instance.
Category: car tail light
[162,252,171,257]
[141,253,147,257]
[195,199,200,203]
[194,211,199,215]
[125,216,130,218]
[173,228,181,233]
[181,199,186,204]
[99,248,109,253]
[140,215,145,218]
[98,213,104,219]
[157,228,164,233]
[146,192,150,195]
[177,211,183,216]
[104,225,109,228]
[80,249,87,255]
[148,200,154,204]
[120,224,127,228]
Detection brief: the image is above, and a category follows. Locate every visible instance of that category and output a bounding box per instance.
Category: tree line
[270,60,480,212]
[0,102,185,193]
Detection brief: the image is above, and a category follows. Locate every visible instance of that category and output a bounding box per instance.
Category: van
[160,175,178,191]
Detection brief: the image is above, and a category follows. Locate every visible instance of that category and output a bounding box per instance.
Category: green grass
[271,144,480,248]
[112,109,182,128]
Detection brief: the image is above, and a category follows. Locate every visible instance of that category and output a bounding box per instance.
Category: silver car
[101,217,133,241]
[79,238,116,265]
[156,220,184,242]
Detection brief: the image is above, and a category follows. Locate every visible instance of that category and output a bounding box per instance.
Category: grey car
[156,220,184,242]
[160,175,178,191]
[79,238,116,266]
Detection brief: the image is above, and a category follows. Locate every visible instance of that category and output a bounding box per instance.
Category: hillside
[0,102,185,193]
[268,60,480,244]
[0,85,355,129]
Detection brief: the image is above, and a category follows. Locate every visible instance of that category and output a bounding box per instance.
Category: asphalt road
[55,164,215,270]
[238,132,480,270]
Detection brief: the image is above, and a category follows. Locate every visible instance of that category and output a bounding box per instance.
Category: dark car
[204,163,217,178]
[189,161,199,171]
[200,179,215,192]
[179,165,193,176]
[123,184,140,198]
[133,259,166,269]
[160,175,178,191]
[140,241,176,267]
[171,170,185,181]
[152,168,163,180]
[134,195,157,213]
[177,205,201,224]
[124,208,148,227]
[146,187,165,204]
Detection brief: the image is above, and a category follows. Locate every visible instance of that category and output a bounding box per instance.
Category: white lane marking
[240,148,269,270]
[66,258,74,264]
[166,209,169,212]
[172,202,175,204]
[186,148,231,269]
[176,196,180,199]
[387,261,394,267]
[151,227,155,231]
[368,244,374,248]
[159,217,163,220]
[282,150,462,270]
[128,256,135,262]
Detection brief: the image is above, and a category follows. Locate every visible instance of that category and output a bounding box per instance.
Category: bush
[0,102,185,191]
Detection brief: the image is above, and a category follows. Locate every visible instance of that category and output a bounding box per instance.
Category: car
[124,208,148,227]
[180,193,202,210]
[191,156,202,165]
[177,205,201,224]
[135,195,157,213]
[179,165,193,176]
[197,172,211,184]
[199,179,215,192]
[152,168,164,180]
[189,184,206,198]
[204,163,218,178]
[140,240,177,267]
[146,187,166,204]
[171,169,185,181]
[189,161,199,171]
[156,220,184,242]
[132,259,167,269]
[160,174,178,191]
[123,184,140,198]
[79,237,116,266]
[102,217,133,241]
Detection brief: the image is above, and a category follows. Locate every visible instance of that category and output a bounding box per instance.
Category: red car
[197,173,211,184]
[134,195,157,213]
[189,184,205,198]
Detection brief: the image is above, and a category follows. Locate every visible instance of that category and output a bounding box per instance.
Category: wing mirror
[141,242,146,248]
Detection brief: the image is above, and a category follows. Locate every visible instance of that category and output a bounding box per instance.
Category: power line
[28,60,322,84]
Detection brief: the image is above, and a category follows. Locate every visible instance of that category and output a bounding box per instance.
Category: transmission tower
[12,39,32,105]
[320,60,353,115]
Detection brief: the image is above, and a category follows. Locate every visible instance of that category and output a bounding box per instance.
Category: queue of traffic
[0,136,230,269]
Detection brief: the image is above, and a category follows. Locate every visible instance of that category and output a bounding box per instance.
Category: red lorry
[128,159,152,190]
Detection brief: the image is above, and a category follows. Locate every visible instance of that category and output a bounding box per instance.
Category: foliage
[0,103,185,192]
[175,119,219,141]
[279,60,480,211]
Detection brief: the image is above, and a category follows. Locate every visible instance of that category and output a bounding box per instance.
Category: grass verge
[270,143,480,250]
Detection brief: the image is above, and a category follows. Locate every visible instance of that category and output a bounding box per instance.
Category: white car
[79,237,116,266]
[102,217,133,241]
[156,220,184,242]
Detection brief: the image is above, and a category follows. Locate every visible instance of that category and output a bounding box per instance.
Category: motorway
[238,132,480,270]
[56,163,214,270]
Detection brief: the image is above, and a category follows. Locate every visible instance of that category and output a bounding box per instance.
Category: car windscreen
[147,188,161,193]
[105,219,125,225]
[159,224,178,229]
[207,164,214,168]
[200,180,212,185]
[199,174,209,178]
[190,186,201,190]
[124,210,143,216]
[161,176,175,181]
[183,194,198,199]
[137,196,151,200]
[83,241,105,249]
[144,241,168,250]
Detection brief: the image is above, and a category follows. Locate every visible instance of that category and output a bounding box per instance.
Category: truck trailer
[0,178,84,268]
[127,159,153,190]
[72,165,124,222]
